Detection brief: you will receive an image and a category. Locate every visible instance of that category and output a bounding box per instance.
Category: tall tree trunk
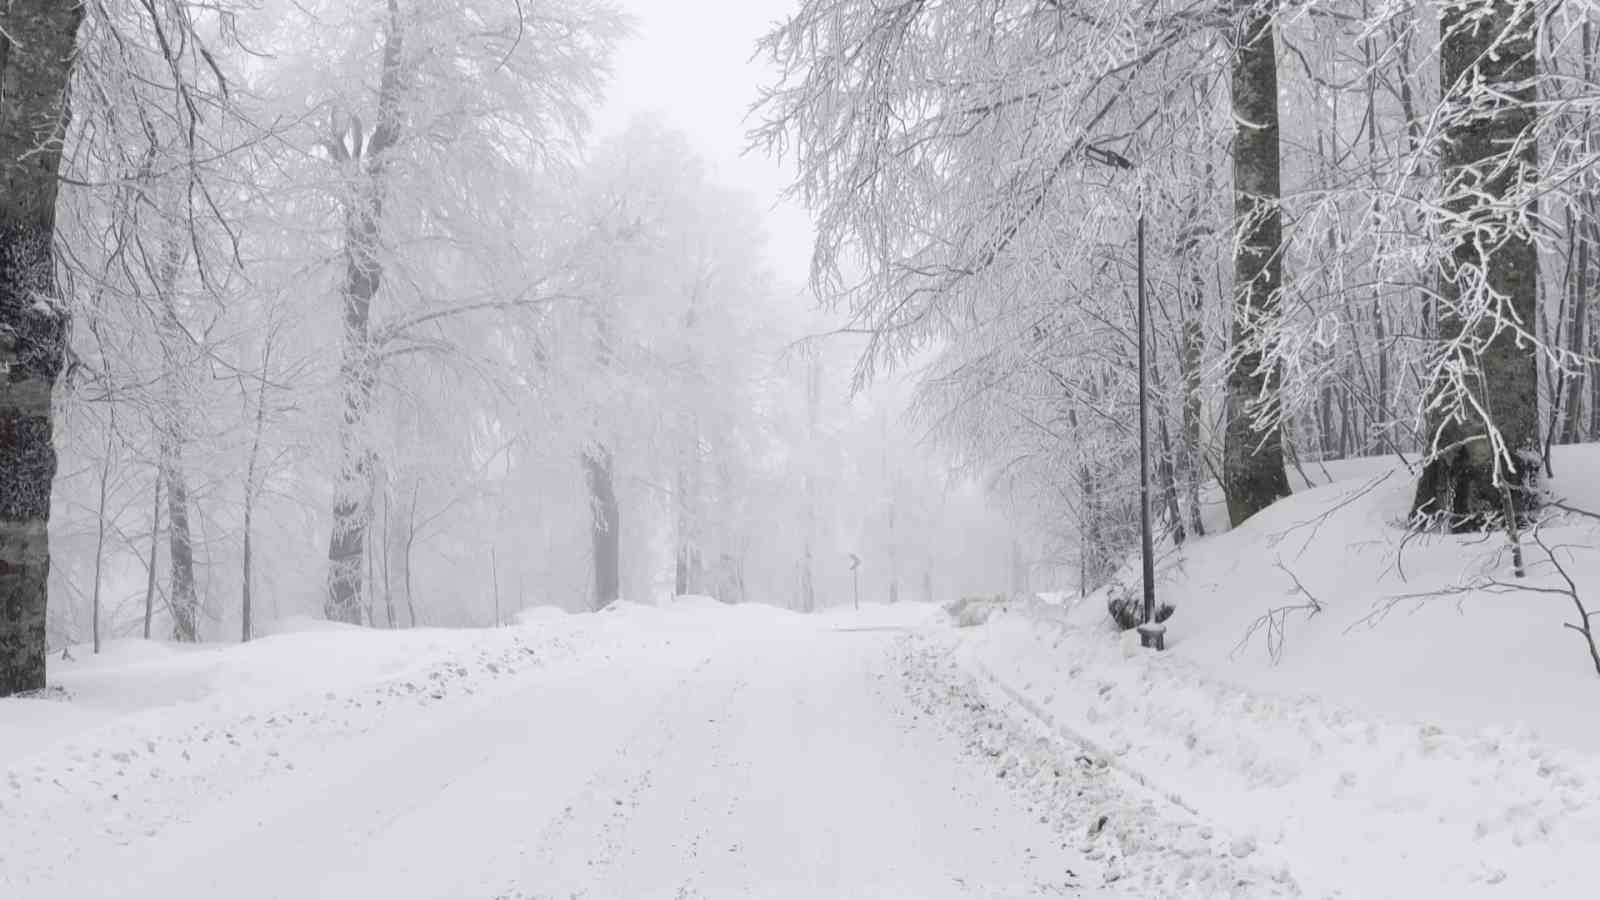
[1223,0,1291,526]
[1567,212,1595,444]
[404,480,419,627]
[155,246,200,643]
[380,483,396,628]
[800,351,821,612]
[326,0,406,624]
[1176,177,1209,540]
[674,466,702,595]
[490,546,501,627]
[144,474,161,640]
[1411,0,1541,529]
[91,412,112,656]
[1564,24,1596,446]
[1147,348,1187,544]
[164,434,200,641]
[240,340,272,644]
[0,2,85,696]
[584,447,620,610]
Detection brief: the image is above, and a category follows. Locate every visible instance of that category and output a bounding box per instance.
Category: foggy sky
[594,0,815,292]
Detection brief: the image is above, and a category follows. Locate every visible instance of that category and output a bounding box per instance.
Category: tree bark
[584,446,620,610]
[241,341,272,643]
[1564,25,1596,446]
[1223,0,1291,526]
[91,415,111,656]
[800,351,821,612]
[1411,0,1541,529]
[404,480,419,627]
[326,0,406,624]
[155,245,200,643]
[144,475,161,640]
[1176,176,1209,539]
[674,466,702,595]
[0,1,85,696]
[164,435,200,641]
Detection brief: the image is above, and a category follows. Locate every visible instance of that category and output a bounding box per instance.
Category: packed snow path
[3,609,1139,900]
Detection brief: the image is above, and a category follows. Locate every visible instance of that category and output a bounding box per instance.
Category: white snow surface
[6,603,1143,899]
[953,444,1600,899]
[9,438,1600,900]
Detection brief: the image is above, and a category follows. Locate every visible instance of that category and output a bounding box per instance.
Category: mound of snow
[668,593,723,609]
[947,443,1600,897]
[253,614,364,636]
[512,605,569,626]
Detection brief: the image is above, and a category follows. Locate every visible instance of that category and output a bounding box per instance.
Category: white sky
[593,0,816,292]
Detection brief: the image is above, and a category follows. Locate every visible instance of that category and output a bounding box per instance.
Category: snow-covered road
[6,611,1114,899]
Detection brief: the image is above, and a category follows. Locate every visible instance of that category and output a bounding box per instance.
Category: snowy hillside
[936,443,1600,897]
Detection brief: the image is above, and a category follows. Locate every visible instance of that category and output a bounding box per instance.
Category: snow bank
[511,604,569,626]
[896,632,1300,897]
[0,606,740,891]
[940,443,1600,897]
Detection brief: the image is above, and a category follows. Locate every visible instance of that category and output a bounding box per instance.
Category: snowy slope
[944,443,1600,898]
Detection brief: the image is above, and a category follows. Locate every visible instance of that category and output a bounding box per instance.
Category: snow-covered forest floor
[5,439,1600,898]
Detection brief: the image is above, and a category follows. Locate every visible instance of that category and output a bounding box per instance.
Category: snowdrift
[949,443,1600,897]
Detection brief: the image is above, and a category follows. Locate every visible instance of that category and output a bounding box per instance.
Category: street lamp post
[1083,143,1163,651]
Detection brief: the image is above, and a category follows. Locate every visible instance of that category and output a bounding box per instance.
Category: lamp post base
[1137,621,1166,651]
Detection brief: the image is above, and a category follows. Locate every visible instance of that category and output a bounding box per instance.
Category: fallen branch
[1482,523,1599,678]
[1355,518,1600,678]
[1268,470,1393,561]
[1230,558,1324,665]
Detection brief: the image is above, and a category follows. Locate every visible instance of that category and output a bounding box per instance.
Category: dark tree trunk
[1569,213,1595,445]
[1563,217,1591,445]
[0,2,84,696]
[1147,349,1186,545]
[1411,0,1541,529]
[326,0,406,624]
[1223,0,1291,526]
[584,447,620,610]
[1176,181,1209,539]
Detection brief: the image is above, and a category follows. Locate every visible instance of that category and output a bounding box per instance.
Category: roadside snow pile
[896,632,1300,898]
[0,618,609,889]
[1128,445,1600,752]
[941,443,1600,898]
[512,604,570,625]
[944,594,1007,628]
[957,609,1600,898]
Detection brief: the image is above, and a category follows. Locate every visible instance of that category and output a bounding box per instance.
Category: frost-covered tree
[236,0,624,622]
[1410,0,1542,528]
[0,2,87,693]
[1224,0,1292,525]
